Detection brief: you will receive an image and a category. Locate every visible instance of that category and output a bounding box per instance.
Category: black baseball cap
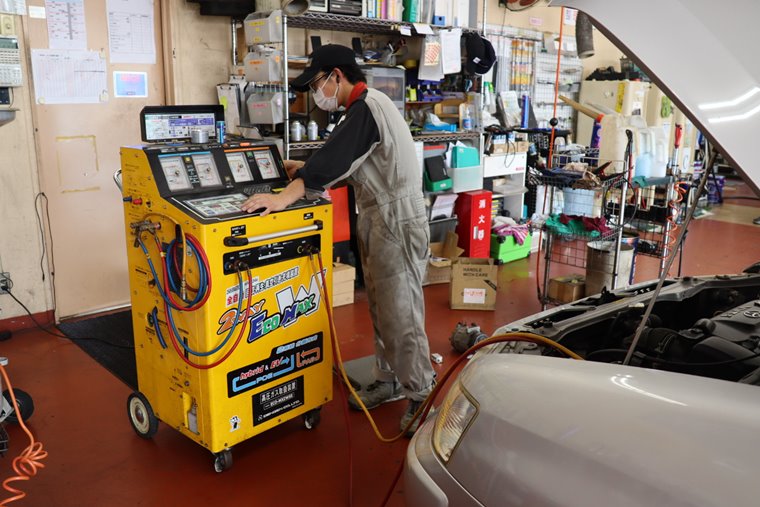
[291,44,360,92]
[464,32,496,75]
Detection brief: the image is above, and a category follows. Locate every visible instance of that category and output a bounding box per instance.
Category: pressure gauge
[225,152,253,182]
[158,156,191,191]
[192,153,221,187]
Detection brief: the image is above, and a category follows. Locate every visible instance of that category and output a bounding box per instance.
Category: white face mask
[313,72,339,112]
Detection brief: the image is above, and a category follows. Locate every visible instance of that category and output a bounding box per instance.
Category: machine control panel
[139,140,325,223]
[222,235,322,273]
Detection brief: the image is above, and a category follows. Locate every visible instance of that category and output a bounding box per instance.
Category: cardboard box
[450,257,498,311]
[547,274,586,303]
[424,231,464,286]
[332,263,356,307]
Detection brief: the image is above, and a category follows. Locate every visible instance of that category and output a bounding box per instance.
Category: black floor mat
[58,310,137,390]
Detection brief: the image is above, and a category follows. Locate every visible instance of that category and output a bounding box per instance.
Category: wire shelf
[287,12,480,35]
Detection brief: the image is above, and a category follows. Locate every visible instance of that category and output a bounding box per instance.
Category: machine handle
[224,220,323,247]
[113,169,123,192]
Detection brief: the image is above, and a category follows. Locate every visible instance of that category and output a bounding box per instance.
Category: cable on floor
[308,246,584,505]
[0,365,47,506]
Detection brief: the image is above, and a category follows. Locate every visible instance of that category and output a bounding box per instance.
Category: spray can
[216,121,225,143]
[307,120,319,141]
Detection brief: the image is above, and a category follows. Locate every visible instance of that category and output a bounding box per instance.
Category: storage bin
[490,232,532,264]
[244,10,283,44]
[451,165,483,193]
[429,216,458,243]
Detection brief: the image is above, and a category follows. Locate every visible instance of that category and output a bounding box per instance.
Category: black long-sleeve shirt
[295,90,381,191]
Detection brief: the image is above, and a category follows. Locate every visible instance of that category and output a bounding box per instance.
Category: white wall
[0,15,50,322]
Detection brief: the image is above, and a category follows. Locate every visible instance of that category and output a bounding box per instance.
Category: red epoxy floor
[1,200,759,507]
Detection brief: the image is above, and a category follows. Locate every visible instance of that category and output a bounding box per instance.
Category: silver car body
[406,0,760,504]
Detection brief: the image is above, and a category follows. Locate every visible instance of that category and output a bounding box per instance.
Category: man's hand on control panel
[240,178,306,217]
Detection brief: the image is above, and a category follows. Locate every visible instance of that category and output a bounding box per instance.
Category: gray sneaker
[400,399,434,436]
[347,380,403,411]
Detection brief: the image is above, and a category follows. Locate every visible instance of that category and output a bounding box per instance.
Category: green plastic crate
[490,232,532,264]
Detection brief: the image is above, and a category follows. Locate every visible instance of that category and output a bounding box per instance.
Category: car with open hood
[405,0,760,505]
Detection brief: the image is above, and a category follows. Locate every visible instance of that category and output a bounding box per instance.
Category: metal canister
[307,120,319,141]
[290,121,304,142]
[216,121,225,143]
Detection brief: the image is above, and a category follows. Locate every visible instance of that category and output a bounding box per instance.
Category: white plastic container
[244,10,282,44]
[598,113,628,173]
[244,49,283,83]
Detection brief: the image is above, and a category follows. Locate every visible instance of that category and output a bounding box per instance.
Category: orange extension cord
[535,6,566,303]
[665,182,688,274]
[0,365,47,505]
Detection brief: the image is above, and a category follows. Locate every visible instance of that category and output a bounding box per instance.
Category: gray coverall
[296,87,436,400]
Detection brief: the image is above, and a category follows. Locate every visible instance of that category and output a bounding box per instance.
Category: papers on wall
[0,0,25,15]
[31,50,107,104]
[418,34,443,81]
[45,0,87,50]
[440,28,461,74]
[106,0,156,64]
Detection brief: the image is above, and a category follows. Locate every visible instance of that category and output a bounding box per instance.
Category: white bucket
[585,241,634,296]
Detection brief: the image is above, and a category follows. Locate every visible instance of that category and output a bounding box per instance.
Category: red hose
[165,267,252,369]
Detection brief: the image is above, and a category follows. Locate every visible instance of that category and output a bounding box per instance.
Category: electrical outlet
[0,272,10,295]
[0,15,14,36]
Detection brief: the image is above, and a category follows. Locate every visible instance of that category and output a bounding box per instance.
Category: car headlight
[432,381,478,464]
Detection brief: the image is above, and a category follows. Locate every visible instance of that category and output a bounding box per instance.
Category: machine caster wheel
[303,408,321,430]
[2,389,34,423]
[127,392,159,439]
[214,449,233,473]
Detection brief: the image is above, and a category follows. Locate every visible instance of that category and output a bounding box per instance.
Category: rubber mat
[58,310,137,390]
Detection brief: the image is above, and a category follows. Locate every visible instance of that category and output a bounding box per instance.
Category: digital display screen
[225,152,254,183]
[192,153,221,188]
[184,193,248,218]
[144,112,216,142]
[159,156,192,191]
[253,149,280,180]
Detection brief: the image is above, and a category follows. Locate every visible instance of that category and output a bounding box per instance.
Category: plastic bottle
[462,106,472,131]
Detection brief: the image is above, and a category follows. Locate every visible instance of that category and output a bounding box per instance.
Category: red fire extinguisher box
[454,190,492,258]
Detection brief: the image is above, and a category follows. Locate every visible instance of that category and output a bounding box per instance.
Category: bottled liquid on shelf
[307,120,319,141]
[290,120,304,142]
[462,106,473,131]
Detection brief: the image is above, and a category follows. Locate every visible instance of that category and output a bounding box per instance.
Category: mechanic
[241,44,435,434]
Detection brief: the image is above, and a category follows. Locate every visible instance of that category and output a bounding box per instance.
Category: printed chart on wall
[45,0,87,50]
[30,50,107,104]
[106,0,155,64]
[0,0,25,15]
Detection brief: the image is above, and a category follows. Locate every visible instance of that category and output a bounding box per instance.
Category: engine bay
[491,270,760,385]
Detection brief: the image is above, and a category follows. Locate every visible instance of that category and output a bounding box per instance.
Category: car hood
[448,354,760,506]
[551,0,760,195]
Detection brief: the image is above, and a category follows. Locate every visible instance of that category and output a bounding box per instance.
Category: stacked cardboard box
[332,263,356,307]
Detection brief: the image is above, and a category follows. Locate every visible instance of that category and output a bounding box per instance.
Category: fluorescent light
[708,103,760,124]
[699,87,760,111]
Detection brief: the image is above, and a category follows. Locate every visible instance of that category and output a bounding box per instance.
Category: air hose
[306,248,584,507]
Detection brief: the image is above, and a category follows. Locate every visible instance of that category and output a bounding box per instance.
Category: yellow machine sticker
[224,266,300,307]
[227,333,323,397]
[218,271,324,345]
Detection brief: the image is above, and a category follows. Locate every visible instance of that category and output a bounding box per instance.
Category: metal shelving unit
[281,8,488,159]
[535,152,631,309]
[289,131,482,152]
